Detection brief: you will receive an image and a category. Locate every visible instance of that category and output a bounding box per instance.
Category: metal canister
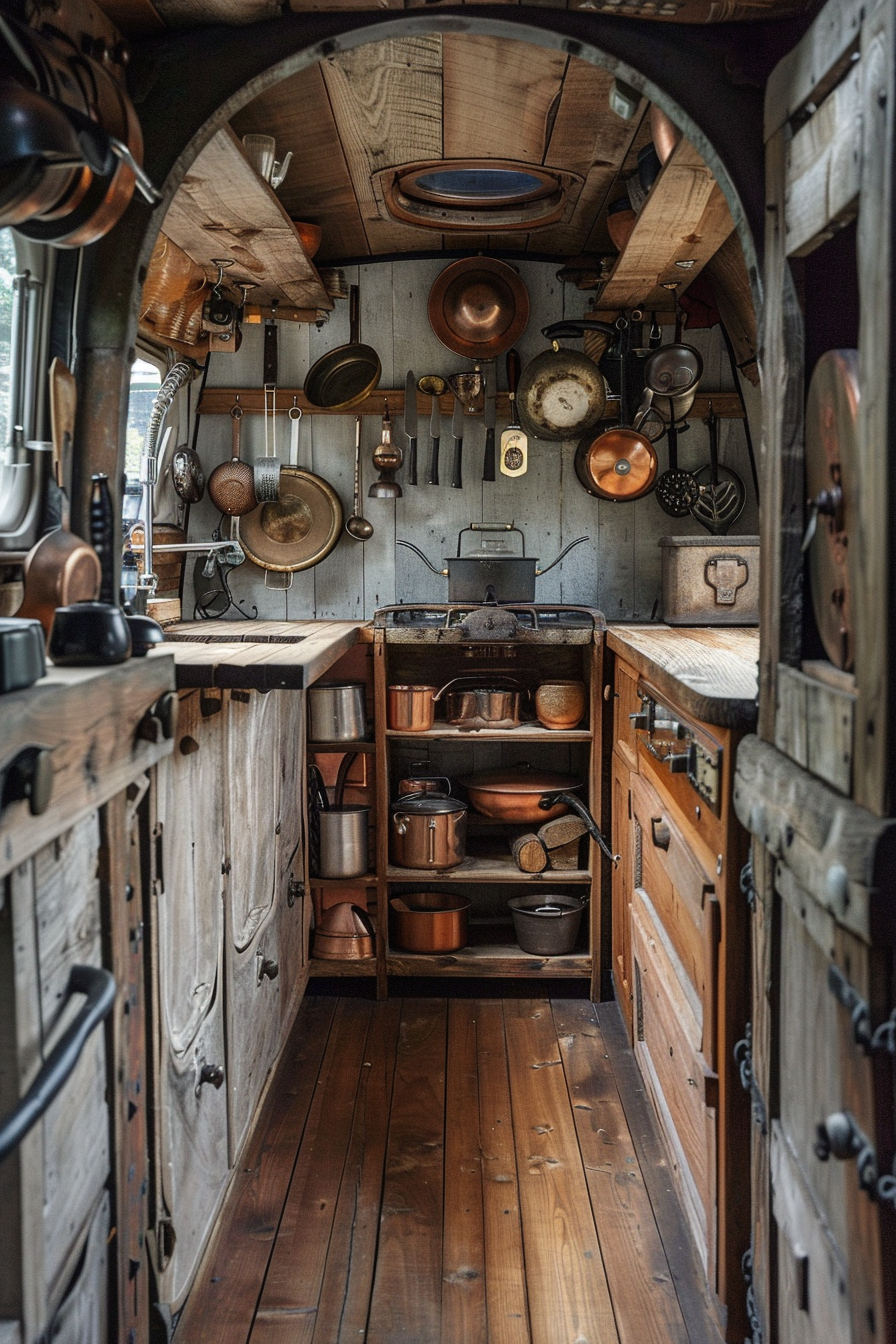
[317,805,370,878]
[390,792,467,870]
[308,683,367,742]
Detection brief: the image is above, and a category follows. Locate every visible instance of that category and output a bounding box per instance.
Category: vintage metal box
[659,535,760,625]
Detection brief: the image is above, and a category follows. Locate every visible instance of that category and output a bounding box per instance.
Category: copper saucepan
[458,765,582,823]
[575,424,658,502]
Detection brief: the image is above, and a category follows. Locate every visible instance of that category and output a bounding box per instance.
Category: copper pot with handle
[390,792,467,870]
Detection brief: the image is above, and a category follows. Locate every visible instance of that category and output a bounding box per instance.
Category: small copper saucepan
[575,424,658,502]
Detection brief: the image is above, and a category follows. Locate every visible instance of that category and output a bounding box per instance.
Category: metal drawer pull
[196,1063,225,1093]
[257,955,279,982]
[0,964,115,1164]
[650,818,670,851]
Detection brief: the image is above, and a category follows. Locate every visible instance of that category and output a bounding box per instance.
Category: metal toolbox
[659,535,760,626]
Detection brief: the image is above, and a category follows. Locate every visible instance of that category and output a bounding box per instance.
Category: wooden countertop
[607,624,759,729]
[156,620,371,690]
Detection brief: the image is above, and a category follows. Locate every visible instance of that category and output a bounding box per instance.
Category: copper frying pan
[575,425,657,501]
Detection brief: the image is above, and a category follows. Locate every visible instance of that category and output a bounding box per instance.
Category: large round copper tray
[239,467,343,572]
[805,349,857,670]
[428,258,529,359]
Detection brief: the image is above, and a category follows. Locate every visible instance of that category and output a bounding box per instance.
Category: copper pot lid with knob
[428,258,529,360]
[803,349,857,670]
[575,426,658,501]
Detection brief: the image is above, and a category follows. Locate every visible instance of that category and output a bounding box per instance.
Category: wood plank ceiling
[228,36,654,265]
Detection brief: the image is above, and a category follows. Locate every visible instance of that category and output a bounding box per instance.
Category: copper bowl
[428,258,529,360]
[390,892,471,953]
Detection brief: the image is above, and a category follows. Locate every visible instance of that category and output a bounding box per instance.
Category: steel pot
[397,522,587,604]
[391,792,467,870]
[459,765,581,823]
[432,675,525,730]
[387,684,438,732]
[318,806,369,879]
[515,321,615,441]
[508,893,586,956]
[309,683,367,742]
[390,892,471,953]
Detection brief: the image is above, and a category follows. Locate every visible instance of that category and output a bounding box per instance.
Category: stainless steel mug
[317,805,369,878]
[308,683,367,742]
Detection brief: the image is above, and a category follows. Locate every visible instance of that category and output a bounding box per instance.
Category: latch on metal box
[705,554,749,605]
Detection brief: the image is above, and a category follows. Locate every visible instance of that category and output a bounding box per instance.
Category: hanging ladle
[345,414,374,540]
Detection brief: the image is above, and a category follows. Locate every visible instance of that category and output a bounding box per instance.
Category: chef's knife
[404,369,418,485]
[428,390,441,485]
[450,396,464,490]
[482,362,496,482]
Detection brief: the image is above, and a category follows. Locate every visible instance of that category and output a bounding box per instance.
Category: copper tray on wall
[428,257,529,360]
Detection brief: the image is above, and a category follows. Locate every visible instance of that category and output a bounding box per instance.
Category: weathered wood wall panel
[184,258,760,621]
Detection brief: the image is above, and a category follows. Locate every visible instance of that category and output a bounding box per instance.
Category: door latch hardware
[650,818,670,850]
[814,1110,878,1195]
[287,877,305,908]
[0,744,53,820]
[137,692,179,744]
[733,1024,768,1134]
[827,964,872,1051]
[256,952,279,982]
[196,1062,224,1094]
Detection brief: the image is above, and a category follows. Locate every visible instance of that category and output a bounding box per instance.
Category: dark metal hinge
[740,852,757,912]
[734,1023,768,1135]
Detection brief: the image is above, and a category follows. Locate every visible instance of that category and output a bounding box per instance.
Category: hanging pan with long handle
[515,320,614,442]
[635,310,704,426]
[573,336,657,502]
[238,407,343,589]
[304,285,380,411]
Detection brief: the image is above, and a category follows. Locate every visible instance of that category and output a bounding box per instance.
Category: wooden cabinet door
[611,752,633,1037]
[276,692,307,1041]
[154,690,230,1313]
[224,689,284,1161]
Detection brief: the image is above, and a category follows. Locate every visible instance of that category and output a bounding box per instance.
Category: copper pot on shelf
[535,681,587,730]
[390,792,467,870]
[387,684,438,732]
[390,892,471,953]
[458,765,581,823]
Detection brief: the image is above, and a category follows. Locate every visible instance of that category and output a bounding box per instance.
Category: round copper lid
[428,258,529,359]
[583,427,658,501]
[239,466,343,572]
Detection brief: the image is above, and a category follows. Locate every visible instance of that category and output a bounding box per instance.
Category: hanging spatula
[690,404,745,535]
[500,348,527,477]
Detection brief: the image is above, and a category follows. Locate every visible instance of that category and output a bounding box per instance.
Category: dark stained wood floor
[175,996,724,1344]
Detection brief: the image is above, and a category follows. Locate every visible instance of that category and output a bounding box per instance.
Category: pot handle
[460,522,524,555]
[542,320,618,339]
[432,674,526,702]
[539,790,620,866]
[396,539,447,576]
[535,536,588,576]
[393,814,409,836]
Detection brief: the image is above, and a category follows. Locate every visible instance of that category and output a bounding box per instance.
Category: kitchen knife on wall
[404,369,418,485]
[451,396,464,490]
[428,390,441,485]
[482,361,496,482]
[501,348,528,477]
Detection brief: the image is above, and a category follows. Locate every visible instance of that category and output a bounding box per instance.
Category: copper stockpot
[387,684,438,732]
[534,681,587,730]
[391,792,467,870]
[390,892,471,953]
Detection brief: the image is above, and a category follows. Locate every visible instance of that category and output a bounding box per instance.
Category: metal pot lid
[239,466,343,572]
[391,791,468,815]
[459,767,580,794]
[428,258,530,359]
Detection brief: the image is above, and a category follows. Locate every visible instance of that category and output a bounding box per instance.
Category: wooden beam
[598,139,735,311]
[163,125,332,311]
[764,0,867,140]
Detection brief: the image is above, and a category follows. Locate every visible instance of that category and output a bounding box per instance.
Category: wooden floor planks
[175,995,723,1344]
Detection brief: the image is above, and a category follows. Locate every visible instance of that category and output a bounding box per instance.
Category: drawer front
[631,770,719,1063]
[633,890,717,1271]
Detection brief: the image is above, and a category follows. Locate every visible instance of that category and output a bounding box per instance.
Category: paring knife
[482,362,496,482]
[428,390,441,485]
[450,396,464,490]
[404,369,418,485]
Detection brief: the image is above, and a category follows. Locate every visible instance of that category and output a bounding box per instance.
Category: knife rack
[196,389,747,419]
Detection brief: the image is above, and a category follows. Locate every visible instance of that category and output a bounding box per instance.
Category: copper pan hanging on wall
[428,257,529,360]
[574,425,658,502]
[239,467,343,588]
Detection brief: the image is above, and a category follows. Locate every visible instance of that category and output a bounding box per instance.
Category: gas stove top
[374,604,605,644]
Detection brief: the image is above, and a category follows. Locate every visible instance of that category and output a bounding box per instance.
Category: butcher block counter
[156,619,372,689]
[607,624,759,729]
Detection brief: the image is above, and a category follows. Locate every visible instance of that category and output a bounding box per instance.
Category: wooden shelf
[309,875,377,888]
[309,741,376,753]
[387,854,590,883]
[198,386,744,420]
[163,125,332,312]
[308,956,377,977]
[386,922,590,978]
[599,137,735,312]
[385,724,592,742]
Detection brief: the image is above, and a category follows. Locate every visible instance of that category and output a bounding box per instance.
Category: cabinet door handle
[651,818,671,851]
